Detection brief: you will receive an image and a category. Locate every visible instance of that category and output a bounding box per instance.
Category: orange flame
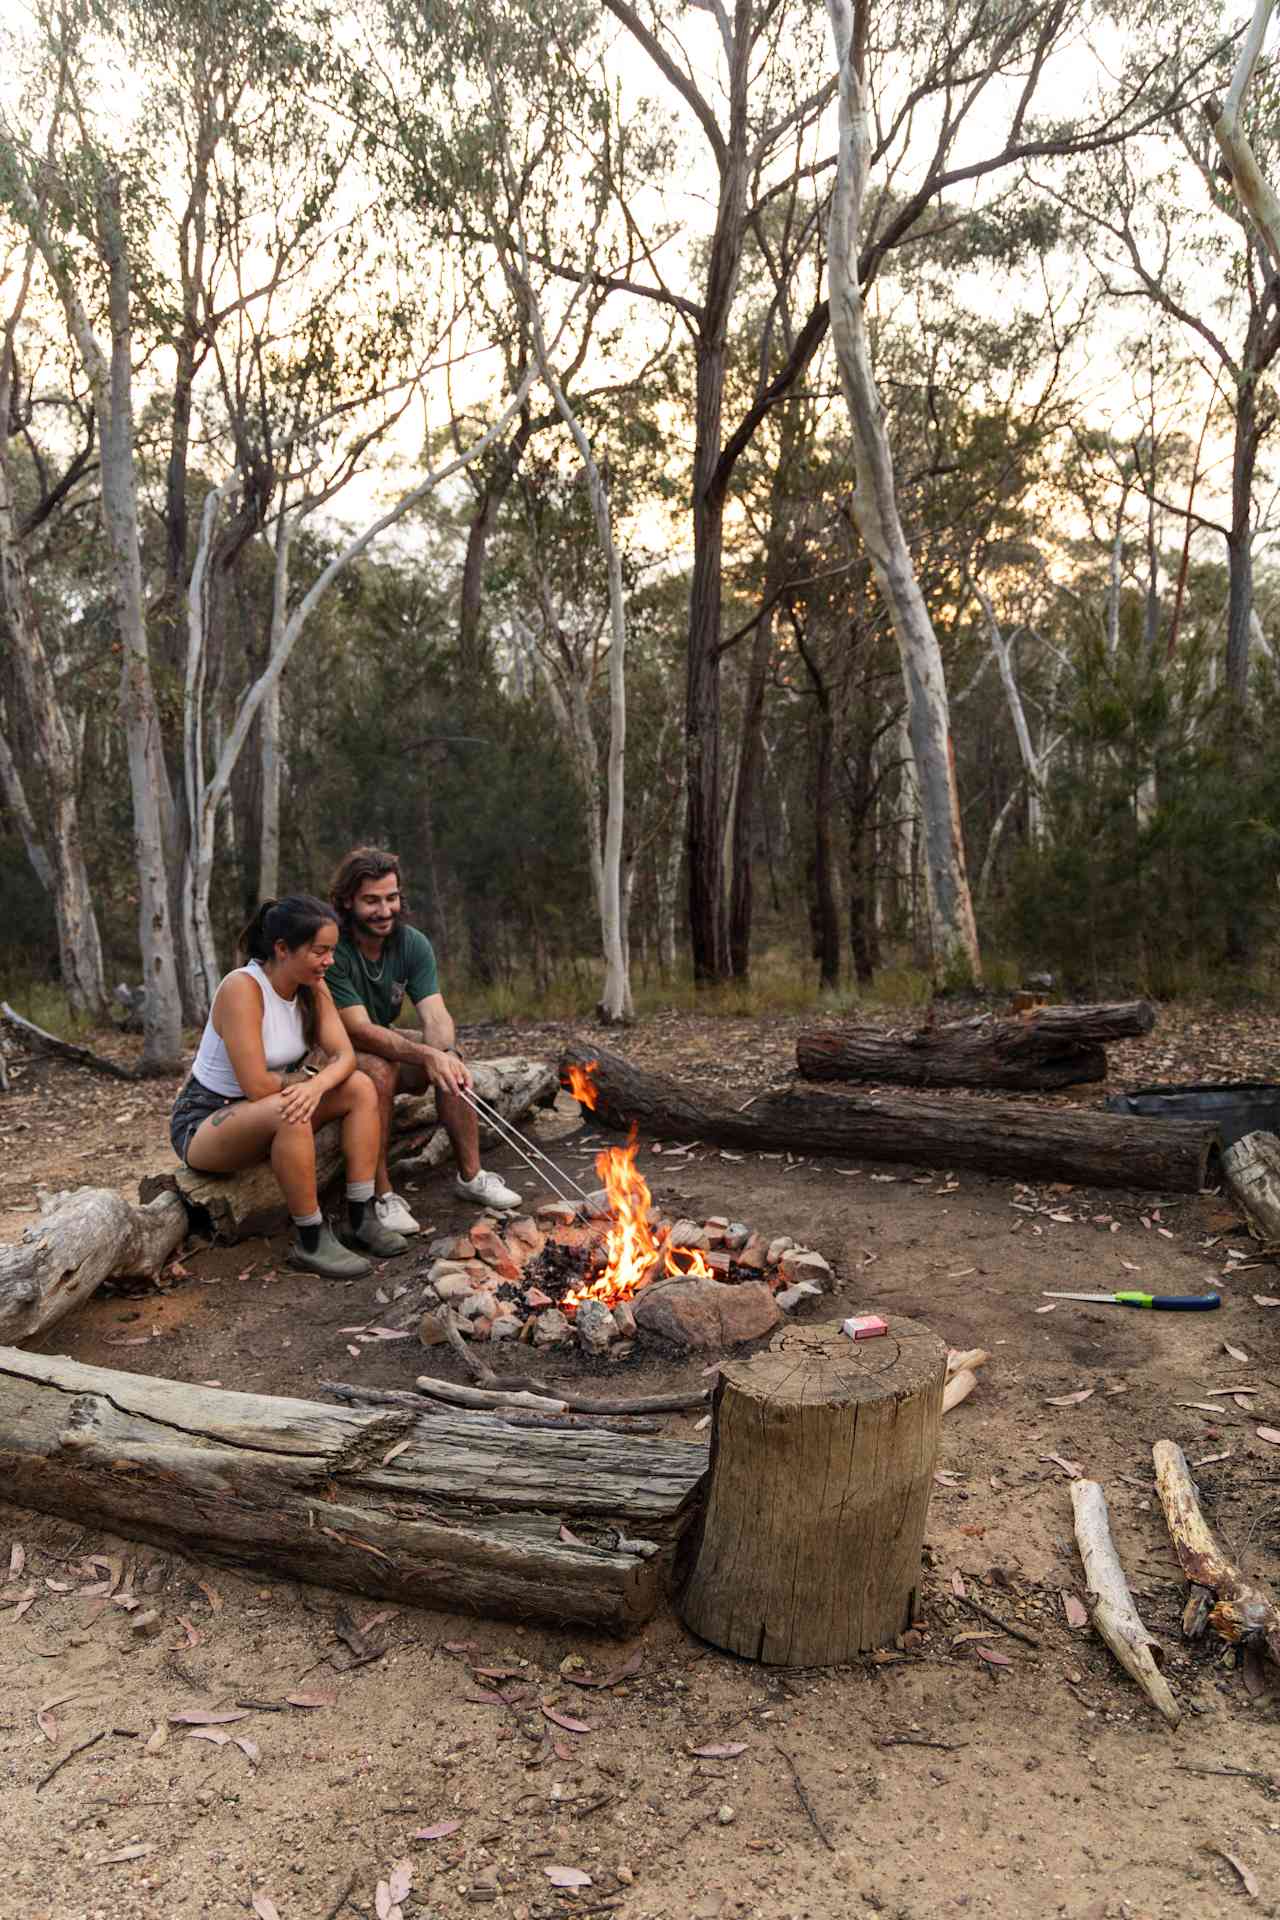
[562,1125,712,1310]
[564,1058,600,1110]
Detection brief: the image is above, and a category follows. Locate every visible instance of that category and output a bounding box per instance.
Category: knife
[1042,1289,1221,1311]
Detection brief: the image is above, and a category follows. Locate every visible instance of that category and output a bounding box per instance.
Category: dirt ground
[2,1005,1280,1920]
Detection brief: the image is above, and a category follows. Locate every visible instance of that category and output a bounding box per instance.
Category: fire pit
[417,1129,833,1355]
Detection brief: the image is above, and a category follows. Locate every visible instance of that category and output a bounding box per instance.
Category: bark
[825,0,980,984]
[1071,1479,1180,1727]
[1222,1129,1280,1241]
[0,1347,708,1632]
[559,1043,1219,1193]
[258,675,282,902]
[457,417,537,675]
[0,271,106,1016]
[657,757,687,977]
[0,1189,186,1344]
[97,182,185,1068]
[1207,0,1280,276]
[680,1316,945,1663]
[1153,1438,1280,1669]
[796,1001,1155,1092]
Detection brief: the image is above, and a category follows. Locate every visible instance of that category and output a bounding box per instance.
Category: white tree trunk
[1210,0,1280,273]
[258,676,282,901]
[0,263,106,1016]
[657,760,687,977]
[824,0,981,984]
[972,583,1045,848]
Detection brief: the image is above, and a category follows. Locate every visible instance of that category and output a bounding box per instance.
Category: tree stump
[1222,1129,1280,1241]
[679,1316,945,1665]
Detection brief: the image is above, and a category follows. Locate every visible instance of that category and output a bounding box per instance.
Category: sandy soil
[1,1006,1279,1920]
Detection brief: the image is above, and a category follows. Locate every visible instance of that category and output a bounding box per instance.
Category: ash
[522,1237,600,1305]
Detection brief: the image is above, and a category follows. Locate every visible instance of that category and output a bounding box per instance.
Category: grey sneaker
[455,1168,521,1211]
[290,1223,372,1280]
[347,1212,409,1259]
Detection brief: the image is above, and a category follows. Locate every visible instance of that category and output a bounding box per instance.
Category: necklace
[358,940,387,983]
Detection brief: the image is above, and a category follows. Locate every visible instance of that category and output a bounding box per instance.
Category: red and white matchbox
[841,1314,887,1341]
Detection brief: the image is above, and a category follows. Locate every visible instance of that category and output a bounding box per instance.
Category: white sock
[346,1179,375,1202]
[291,1210,323,1228]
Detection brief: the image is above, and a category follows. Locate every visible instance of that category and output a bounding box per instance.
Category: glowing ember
[562,1124,713,1311]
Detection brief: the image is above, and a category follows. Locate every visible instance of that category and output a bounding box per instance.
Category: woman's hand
[279,1078,323,1127]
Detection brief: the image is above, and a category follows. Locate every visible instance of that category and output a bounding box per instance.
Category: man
[326,846,521,1232]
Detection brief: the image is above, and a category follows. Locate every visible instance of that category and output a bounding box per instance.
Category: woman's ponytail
[237,899,280,964]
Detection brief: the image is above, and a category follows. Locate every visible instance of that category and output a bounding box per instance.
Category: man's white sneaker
[374,1191,420,1235]
[455,1168,521,1212]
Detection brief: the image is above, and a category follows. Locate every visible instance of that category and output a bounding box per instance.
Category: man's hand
[423,1046,473,1097]
[279,1079,323,1127]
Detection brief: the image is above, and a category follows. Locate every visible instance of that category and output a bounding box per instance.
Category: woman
[170,895,408,1278]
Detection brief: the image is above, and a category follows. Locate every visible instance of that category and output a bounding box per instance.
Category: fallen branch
[0,1002,135,1080]
[1071,1478,1180,1727]
[946,1347,990,1377]
[1152,1438,1280,1668]
[942,1369,979,1414]
[774,1741,836,1852]
[414,1376,569,1413]
[36,1727,105,1791]
[0,1188,186,1345]
[955,1593,1040,1649]
[321,1382,662,1432]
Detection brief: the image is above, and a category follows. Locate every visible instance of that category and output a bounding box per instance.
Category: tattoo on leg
[210,1109,230,1127]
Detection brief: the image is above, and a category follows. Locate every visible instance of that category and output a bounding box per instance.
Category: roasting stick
[455,1084,595,1210]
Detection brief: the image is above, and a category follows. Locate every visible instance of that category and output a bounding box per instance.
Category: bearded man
[325,845,521,1232]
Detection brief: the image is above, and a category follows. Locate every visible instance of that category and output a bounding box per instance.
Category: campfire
[418,1061,833,1353]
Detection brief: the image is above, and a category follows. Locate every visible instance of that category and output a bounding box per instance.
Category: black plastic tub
[1104,1082,1280,1151]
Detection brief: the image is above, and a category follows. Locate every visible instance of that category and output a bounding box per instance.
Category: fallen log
[141,1055,558,1241]
[0,1189,186,1345]
[796,1000,1155,1093]
[1071,1477,1180,1727]
[1152,1438,1280,1668]
[0,1346,708,1632]
[0,1001,135,1081]
[1222,1130,1280,1242]
[390,1056,559,1179]
[560,1045,1219,1194]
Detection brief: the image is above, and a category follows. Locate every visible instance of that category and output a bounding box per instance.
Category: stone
[706,1250,732,1277]
[466,1261,495,1285]
[533,1308,570,1347]
[766,1236,796,1265]
[458,1290,498,1322]
[779,1248,832,1288]
[586,1187,611,1212]
[451,1236,476,1260]
[612,1299,637,1339]
[704,1215,729,1230]
[524,1286,554,1309]
[503,1232,534,1269]
[536,1200,577,1226]
[471,1223,521,1279]
[575,1299,617,1355]
[490,1316,521,1342]
[735,1232,766,1270]
[723,1222,750,1250]
[418,1310,449,1346]
[775,1281,822,1312]
[634,1276,780,1350]
[669,1220,710,1250]
[433,1273,475,1303]
[507,1216,544,1255]
[470,1318,492,1341]
[703,1227,726,1247]
[427,1235,456,1260]
[429,1258,471,1285]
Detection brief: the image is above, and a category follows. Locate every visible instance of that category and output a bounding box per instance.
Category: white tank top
[191,959,307,1097]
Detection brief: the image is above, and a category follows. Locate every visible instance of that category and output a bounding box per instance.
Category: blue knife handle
[1148,1293,1221,1311]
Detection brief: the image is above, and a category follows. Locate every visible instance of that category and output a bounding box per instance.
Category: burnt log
[560,1044,1219,1193]
[0,1188,186,1345]
[0,1346,708,1633]
[796,1000,1156,1092]
[141,1055,558,1241]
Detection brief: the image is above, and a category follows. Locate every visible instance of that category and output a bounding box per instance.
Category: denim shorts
[169,1074,239,1166]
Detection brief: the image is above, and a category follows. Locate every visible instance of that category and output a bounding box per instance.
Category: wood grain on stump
[679,1316,945,1665]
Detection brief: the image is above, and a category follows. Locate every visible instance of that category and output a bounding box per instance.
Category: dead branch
[1071,1478,1181,1726]
[1152,1438,1280,1668]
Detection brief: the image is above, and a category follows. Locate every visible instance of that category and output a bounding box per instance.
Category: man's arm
[337,998,471,1095]
[416,992,472,1094]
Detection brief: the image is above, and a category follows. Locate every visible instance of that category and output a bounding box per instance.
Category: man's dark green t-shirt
[328,924,439,1028]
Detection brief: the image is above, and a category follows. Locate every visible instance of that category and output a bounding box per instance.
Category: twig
[36,1728,104,1791]
[1177,1763,1277,1790]
[441,1307,495,1385]
[774,1741,835,1852]
[322,1869,358,1920]
[955,1594,1041,1649]
[875,1734,970,1752]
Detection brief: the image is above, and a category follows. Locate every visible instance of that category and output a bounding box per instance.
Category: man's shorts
[169,1074,238,1166]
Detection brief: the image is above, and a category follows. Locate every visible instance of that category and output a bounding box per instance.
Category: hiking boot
[455,1167,521,1211]
[374,1190,420,1235]
[290,1223,372,1280]
[347,1213,410,1259]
